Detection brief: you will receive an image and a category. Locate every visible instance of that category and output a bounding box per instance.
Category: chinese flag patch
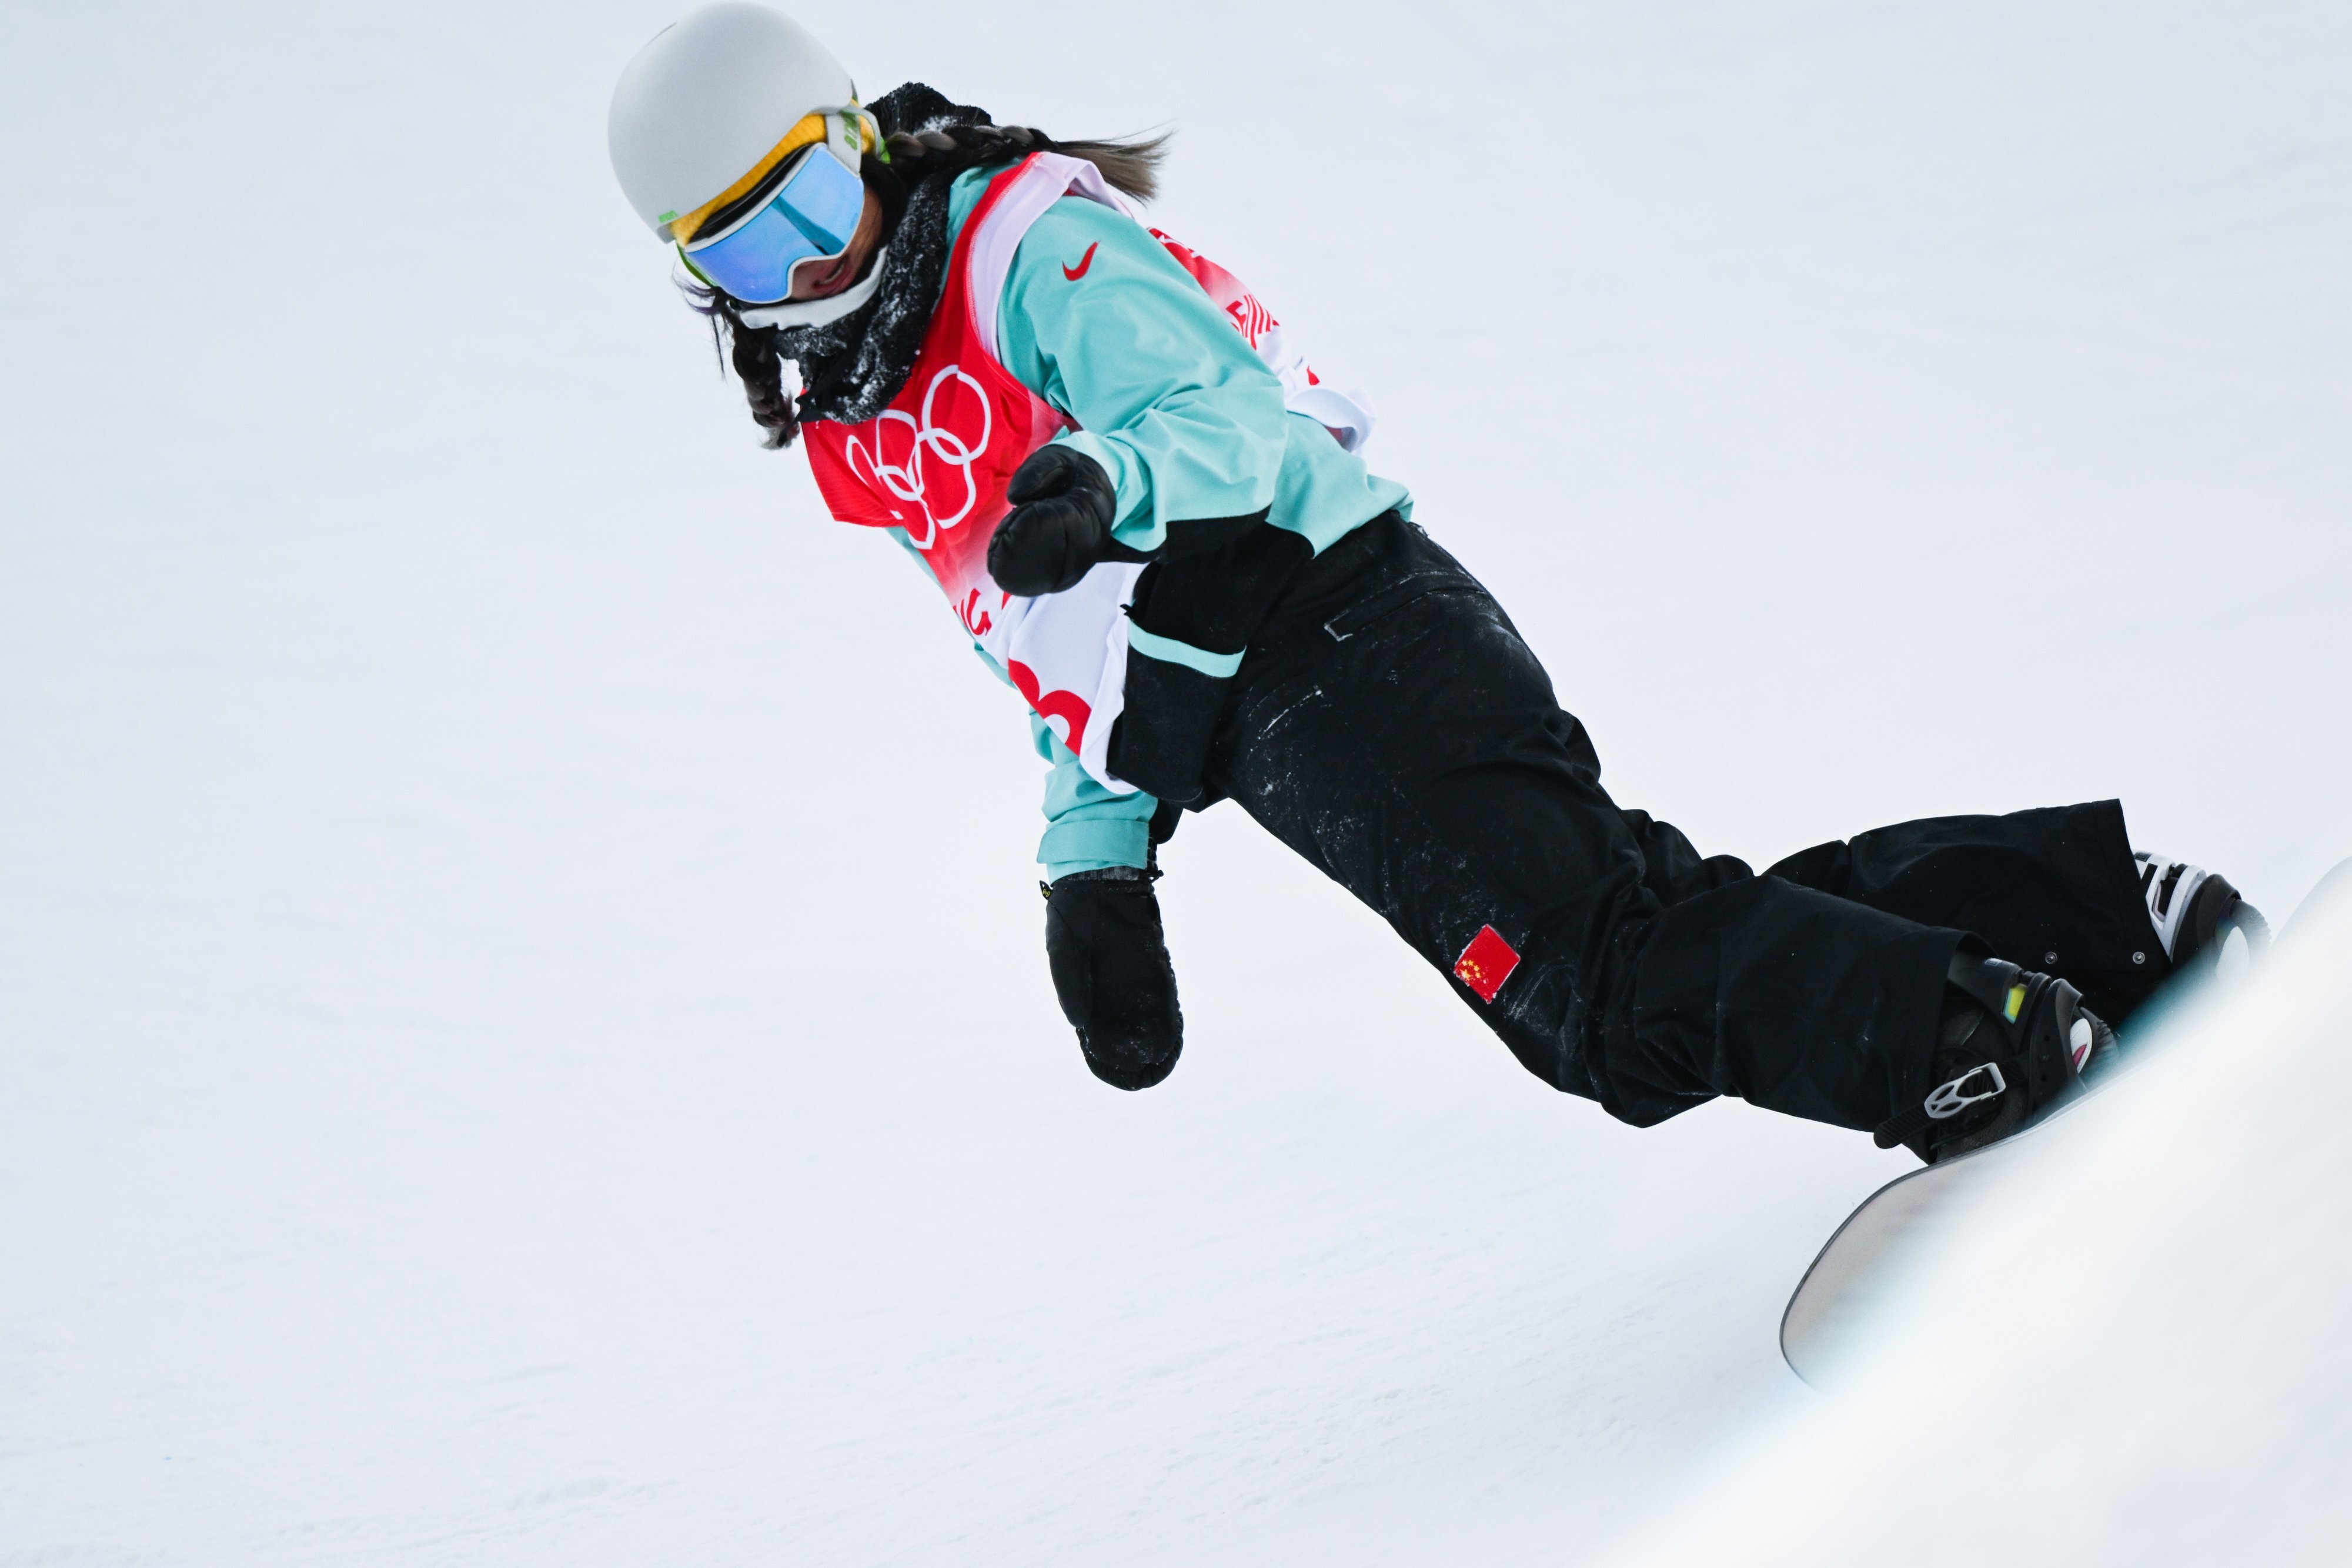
[1453,925,1520,1004]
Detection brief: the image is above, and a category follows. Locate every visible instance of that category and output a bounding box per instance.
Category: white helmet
[607,3,857,239]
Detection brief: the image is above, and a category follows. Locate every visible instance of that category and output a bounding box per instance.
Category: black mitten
[988,443,1122,596]
[1041,867,1182,1089]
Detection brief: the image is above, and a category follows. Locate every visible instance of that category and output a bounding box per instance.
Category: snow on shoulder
[1604,873,2352,1568]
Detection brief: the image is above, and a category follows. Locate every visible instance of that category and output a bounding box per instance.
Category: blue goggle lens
[679,147,866,305]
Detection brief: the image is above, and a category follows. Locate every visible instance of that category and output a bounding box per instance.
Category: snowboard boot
[1875,953,2117,1165]
[2135,851,2270,981]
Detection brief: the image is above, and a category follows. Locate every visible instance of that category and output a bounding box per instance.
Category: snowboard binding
[1874,954,2116,1164]
[2136,851,2270,981]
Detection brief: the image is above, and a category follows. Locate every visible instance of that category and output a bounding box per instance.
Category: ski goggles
[677,140,867,305]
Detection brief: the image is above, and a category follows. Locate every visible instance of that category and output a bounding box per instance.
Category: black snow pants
[1196,513,2173,1132]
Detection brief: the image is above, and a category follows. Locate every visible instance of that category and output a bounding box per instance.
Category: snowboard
[1779,856,2352,1388]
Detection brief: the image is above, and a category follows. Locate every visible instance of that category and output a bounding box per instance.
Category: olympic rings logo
[841,365,993,551]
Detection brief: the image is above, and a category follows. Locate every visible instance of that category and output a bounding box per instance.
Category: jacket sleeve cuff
[1053,431,1157,548]
[1038,815,1152,882]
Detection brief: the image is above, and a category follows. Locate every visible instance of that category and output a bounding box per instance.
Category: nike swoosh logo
[1062,242,1099,281]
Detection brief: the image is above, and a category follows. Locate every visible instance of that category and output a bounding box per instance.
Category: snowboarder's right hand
[988,443,1126,597]
[1041,867,1182,1089]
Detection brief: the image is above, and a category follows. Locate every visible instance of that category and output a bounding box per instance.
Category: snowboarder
[606,4,2264,1165]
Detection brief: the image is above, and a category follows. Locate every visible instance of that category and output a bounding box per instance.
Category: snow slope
[2,1,2346,1563]
[1604,882,2352,1568]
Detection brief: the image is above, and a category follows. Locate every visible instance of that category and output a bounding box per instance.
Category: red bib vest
[803,152,1372,790]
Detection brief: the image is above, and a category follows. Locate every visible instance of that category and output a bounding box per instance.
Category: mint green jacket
[911,166,1410,880]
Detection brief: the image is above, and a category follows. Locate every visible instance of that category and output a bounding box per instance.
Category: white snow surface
[1605,887,2352,1568]
[2,1,2346,1563]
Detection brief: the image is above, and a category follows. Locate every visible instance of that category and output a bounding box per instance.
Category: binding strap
[1874,1061,2008,1150]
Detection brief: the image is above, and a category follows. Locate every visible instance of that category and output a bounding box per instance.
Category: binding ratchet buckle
[1924,1062,2007,1120]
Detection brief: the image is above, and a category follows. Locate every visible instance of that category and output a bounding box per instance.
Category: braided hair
[684,102,1168,450]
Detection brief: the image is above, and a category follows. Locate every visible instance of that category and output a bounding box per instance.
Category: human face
[787,186,884,301]
[676,144,873,306]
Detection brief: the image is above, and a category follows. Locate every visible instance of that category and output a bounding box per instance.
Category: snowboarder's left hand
[988,444,1128,597]
[1042,867,1182,1089]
